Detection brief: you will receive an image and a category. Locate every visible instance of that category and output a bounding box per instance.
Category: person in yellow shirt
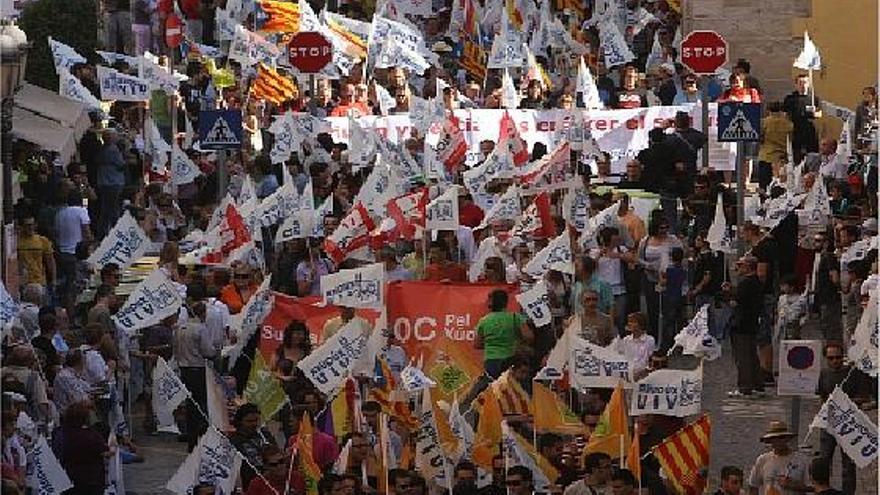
[757,102,794,191]
[17,215,56,291]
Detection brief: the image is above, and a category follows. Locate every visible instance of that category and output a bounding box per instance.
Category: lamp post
[0,21,28,286]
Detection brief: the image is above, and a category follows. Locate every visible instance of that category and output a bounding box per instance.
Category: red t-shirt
[459,202,485,228]
[719,88,761,103]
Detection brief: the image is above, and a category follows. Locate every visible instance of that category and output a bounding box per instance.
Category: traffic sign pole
[701,76,709,170]
[736,141,746,256]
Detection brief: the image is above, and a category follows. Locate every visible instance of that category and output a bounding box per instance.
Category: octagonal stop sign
[680,30,728,75]
[288,31,333,73]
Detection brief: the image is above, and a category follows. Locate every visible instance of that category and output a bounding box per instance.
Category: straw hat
[760,421,797,442]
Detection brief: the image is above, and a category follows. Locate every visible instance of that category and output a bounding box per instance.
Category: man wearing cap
[725,255,764,398]
[748,421,810,495]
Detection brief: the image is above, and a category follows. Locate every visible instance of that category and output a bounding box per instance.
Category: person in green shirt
[475,290,533,378]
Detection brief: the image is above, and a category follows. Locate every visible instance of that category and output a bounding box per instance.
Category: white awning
[11,83,92,165]
[15,83,91,136]
[11,106,78,166]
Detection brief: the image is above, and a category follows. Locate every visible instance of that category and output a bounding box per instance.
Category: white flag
[840,236,879,266]
[670,304,721,361]
[562,186,590,232]
[426,187,460,231]
[501,422,554,492]
[206,367,231,431]
[599,20,635,68]
[48,37,86,72]
[349,116,379,169]
[374,82,397,116]
[487,11,525,68]
[822,387,878,468]
[166,428,243,495]
[568,331,633,389]
[848,290,878,376]
[59,68,103,111]
[171,146,202,186]
[27,435,73,494]
[353,160,406,216]
[152,356,190,428]
[469,236,504,282]
[401,363,437,393]
[515,281,553,327]
[705,193,728,252]
[501,68,520,109]
[321,262,385,309]
[97,65,151,102]
[96,50,140,67]
[477,184,522,230]
[630,367,703,417]
[298,320,370,395]
[139,55,181,94]
[0,280,20,328]
[146,118,171,170]
[525,231,574,277]
[224,276,274,368]
[579,200,621,249]
[576,56,603,109]
[86,210,149,270]
[414,388,451,487]
[112,269,184,334]
[229,25,280,66]
[793,31,822,71]
[103,433,125,495]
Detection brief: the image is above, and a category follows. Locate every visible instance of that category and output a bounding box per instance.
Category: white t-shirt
[590,247,627,295]
[617,333,655,375]
[55,206,90,254]
[748,450,810,495]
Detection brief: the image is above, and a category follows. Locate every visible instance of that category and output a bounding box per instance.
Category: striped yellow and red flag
[369,357,419,429]
[460,40,487,81]
[255,0,300,33]
[492,370,532,416]
[651,415,712,495]
[325,15,367,59]
[250,63,297,105]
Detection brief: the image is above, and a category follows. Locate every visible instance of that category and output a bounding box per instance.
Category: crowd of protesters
[2,0,878,494]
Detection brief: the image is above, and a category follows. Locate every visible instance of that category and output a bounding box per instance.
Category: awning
[12,83,91,165]
[11,106,78,166]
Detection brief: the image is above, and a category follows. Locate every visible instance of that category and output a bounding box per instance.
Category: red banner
[259,294,380,360]
[386,281,519,398]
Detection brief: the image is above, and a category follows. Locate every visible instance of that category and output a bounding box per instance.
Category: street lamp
[0,21,28,285]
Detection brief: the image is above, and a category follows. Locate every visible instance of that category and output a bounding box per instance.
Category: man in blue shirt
[96,128,127,238]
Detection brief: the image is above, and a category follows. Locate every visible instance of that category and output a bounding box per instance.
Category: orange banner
[259,294,379,360]
[386,281,519,398]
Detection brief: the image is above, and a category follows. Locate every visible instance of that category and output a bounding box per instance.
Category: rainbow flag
[255,0,300,33]
[295,412,322,495]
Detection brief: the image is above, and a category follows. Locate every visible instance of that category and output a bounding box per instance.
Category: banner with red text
[386,281,519,399]
[325,106,732,172]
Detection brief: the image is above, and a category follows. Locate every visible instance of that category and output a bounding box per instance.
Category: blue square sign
[717,102,762,143]
[198,110,243,150]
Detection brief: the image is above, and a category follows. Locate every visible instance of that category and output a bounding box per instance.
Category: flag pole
[808,68,816,110]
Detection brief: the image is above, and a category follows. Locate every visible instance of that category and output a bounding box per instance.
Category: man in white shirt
[55,192,92,312]
[748,421,810,495]
[564,452,612,495]
[817,138,847,180]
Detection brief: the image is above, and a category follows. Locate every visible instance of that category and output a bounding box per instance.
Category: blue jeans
[484,358,512,380]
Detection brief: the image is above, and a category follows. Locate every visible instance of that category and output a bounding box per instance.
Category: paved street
[125,317,877,494]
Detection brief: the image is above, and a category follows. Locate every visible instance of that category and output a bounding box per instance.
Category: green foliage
[18,0,99,91]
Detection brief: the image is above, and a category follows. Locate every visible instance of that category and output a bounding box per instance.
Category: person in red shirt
[244,445,289,495]
[330,83,370,117]
[719,73,761,103]
[458,190,485,228]
[424,242,467,282]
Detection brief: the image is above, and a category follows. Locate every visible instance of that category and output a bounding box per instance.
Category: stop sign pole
[680,30,728,171]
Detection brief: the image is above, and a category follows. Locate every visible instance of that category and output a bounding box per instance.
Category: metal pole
[701,76,710,171]
[1,97,12,287]
[790,396,801,439]
[736,141,746,256]
[217,150,227,204]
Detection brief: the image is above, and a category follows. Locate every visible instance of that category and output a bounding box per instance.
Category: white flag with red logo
[201,203,252,264]
[511,192,555,239]
[386,188,429,241]
[437,116,468,173]
[325,203,377,263]
[498,111,530,167]
[518,141,571,188]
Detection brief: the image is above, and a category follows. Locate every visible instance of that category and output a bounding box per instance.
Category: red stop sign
[288,32,333,73]
[165,13,183,49]
[680,31,728,74]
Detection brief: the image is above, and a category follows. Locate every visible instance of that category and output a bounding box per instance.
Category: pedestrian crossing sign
[198,110,242,150]
[717,102,761,142]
